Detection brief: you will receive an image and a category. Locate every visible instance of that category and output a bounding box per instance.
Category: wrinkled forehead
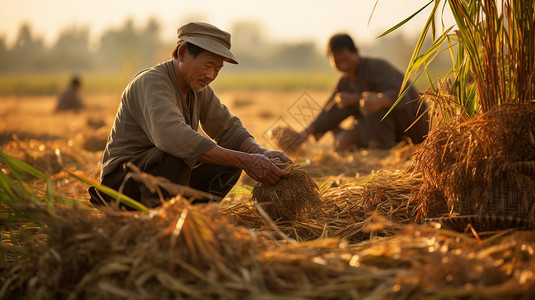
[192,49,225,67]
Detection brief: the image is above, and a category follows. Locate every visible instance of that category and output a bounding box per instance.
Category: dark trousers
[90,148,241,209]
[311,104,397,149]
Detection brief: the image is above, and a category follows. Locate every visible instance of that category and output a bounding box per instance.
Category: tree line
[0,18,162,73]
[0,18,445,74]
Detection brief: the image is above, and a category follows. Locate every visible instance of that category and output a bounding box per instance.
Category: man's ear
[178,44,188,62]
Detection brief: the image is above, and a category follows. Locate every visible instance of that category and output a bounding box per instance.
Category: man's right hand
[199,144,288,185]
[359,91,393,116]
[238,153,288,185]
[334,92,361,109]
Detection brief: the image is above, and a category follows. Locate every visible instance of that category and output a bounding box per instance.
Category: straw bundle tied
[413,104,535,229]
[269,126,302,153]
[252,164,321,221]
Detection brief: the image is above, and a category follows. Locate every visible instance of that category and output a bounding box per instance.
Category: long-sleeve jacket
[101,60,252,179]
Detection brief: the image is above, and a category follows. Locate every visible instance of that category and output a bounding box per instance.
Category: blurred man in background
[55,75,84,112]
[89,22,291,209]
[298,33,429,151]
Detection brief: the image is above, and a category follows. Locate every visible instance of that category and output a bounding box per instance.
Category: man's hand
[334,92,360,109]
[359,92,392,116]
[238,153,288,185]
[199,144,289,186]
[263,149,292,165]
[240,136,292,164]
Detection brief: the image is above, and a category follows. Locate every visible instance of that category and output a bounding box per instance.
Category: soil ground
[0,90,414,201]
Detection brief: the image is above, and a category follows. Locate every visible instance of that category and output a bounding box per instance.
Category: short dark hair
[327,34,358,55]
[71,76,81,87]
[170,41,205,59]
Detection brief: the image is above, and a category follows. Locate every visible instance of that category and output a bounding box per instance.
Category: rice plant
[380,0,535,226]
[0,150,146,262]
[381,0,535,120]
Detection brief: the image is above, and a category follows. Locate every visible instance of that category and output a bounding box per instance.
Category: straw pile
[303,170,422,241]
[227,170,423,242]
[413,104,535,228]
[252,165,321,221]
[1,198,264,299]
[4,197,535,299]
[270,126,302,153]
[3,137,75,176]
[4,130,535,298]
[2,136,102,179]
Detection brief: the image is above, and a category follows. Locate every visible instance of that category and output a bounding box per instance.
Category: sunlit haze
[0,0,435,48]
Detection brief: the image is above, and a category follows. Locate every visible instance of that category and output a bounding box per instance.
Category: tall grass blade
[400,0,442,94]
[65,170,148,213]
[377,0,435,38]
[382,72,422,121]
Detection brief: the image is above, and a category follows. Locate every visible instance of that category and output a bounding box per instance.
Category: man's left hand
[239,137,293,165]
[359,92,393,116]
[334,92,361,109]
[263,149,293,165]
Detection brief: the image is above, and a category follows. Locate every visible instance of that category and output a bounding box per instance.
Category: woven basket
[427,214,529,232]
[461,161,535,216]
[430,161,535,232]
[510,160,535,176]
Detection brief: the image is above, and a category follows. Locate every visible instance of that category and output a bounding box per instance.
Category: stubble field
[0,89,412,191]
[4,89,534,299]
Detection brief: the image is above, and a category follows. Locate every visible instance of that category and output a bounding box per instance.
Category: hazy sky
[0,0,436,48]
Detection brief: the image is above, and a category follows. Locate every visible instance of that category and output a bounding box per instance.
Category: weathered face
[180,48,224,92]
[329,48,359,77]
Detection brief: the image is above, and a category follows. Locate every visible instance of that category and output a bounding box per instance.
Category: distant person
[296,33,429,151]
[89,22,291,209]
[55,76,84,112]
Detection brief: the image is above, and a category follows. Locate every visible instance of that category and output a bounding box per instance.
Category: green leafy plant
[0,150,147,262]
[381,0,534,120]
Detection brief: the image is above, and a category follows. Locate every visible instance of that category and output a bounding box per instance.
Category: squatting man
[294,33,429,152]
[89,22,292,208]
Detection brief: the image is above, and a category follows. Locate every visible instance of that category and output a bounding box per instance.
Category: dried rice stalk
[229,170,423,242]
[270,126,303,153]
[413,104,535,226]
[0,198,261,299]
[251,165,321,221]
[3,179,535,299]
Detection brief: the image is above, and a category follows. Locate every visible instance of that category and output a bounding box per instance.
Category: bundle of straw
[252,165,321,221]
[413,104,535,227]
[270,126,303,153]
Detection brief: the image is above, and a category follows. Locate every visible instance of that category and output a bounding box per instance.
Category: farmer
[55,75,84,112]
[296,33,429,151]
[89,22,291,209]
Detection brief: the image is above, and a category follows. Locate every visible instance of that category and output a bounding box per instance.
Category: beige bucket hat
[177,22,238,64]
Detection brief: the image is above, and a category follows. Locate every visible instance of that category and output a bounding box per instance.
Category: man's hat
[177,22,238,64]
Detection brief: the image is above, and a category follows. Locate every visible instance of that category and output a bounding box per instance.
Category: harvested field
[2,93,535,299]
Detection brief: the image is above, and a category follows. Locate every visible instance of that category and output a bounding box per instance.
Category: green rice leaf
[0,151,48,181]
[400,0,442,93]
[377,0,435,38]
[66,170,148,213]
[382,72,422,121]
